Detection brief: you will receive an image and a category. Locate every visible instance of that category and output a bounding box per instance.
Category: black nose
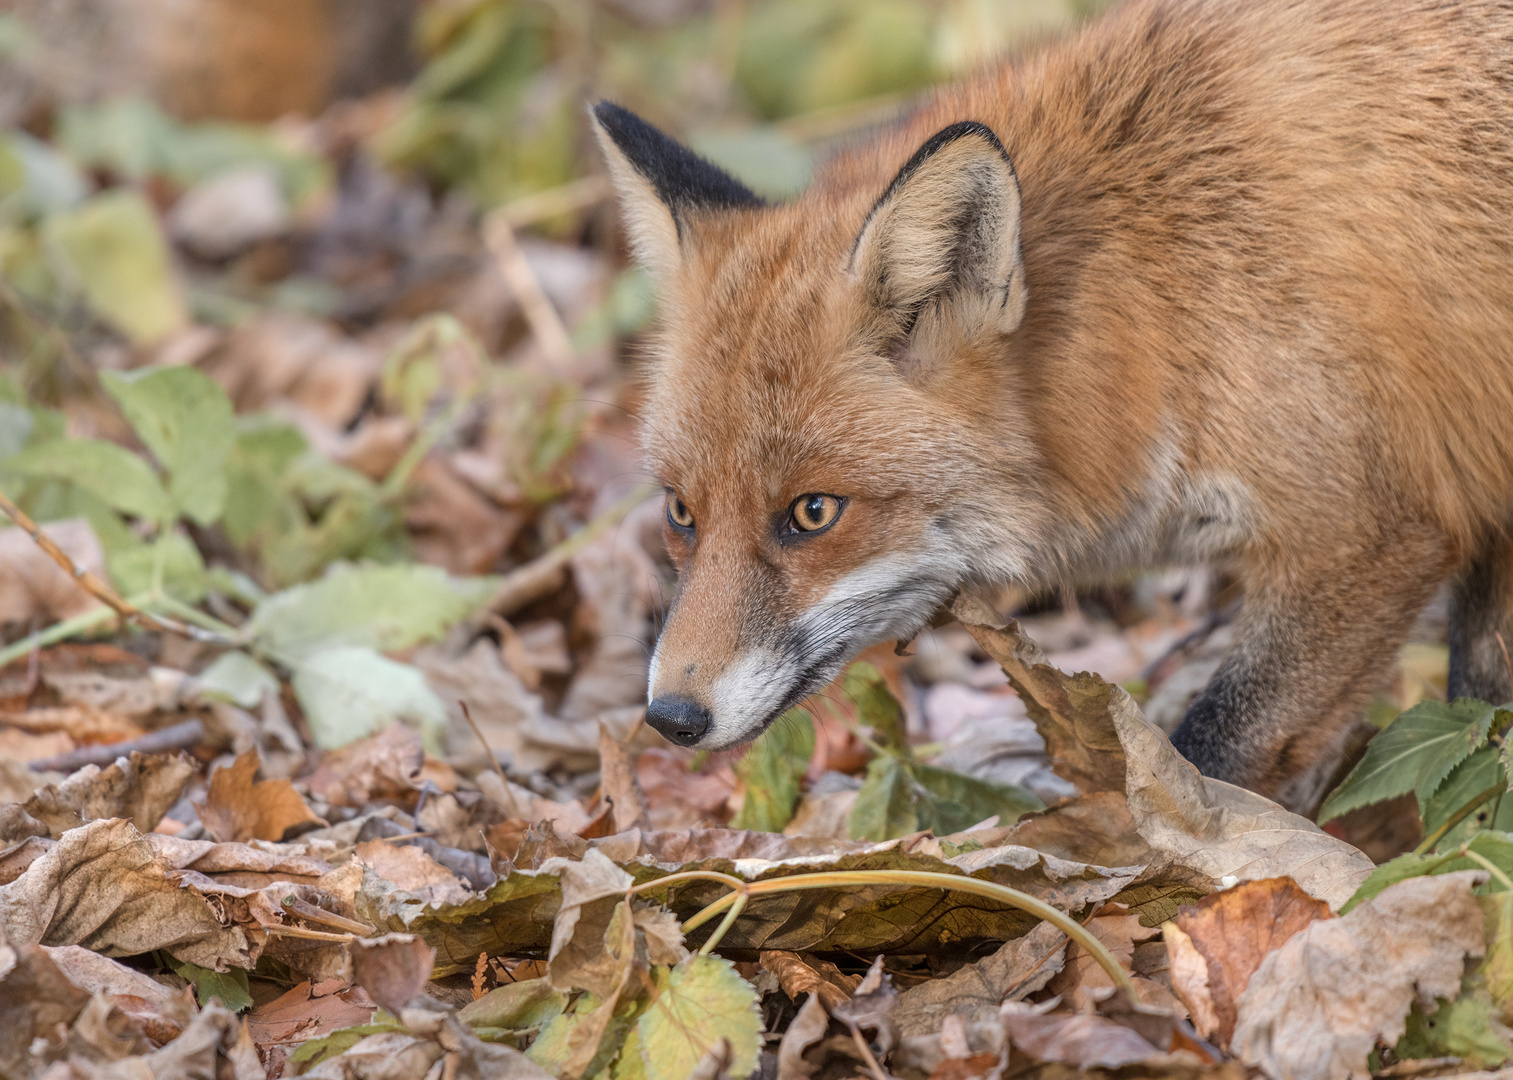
[644,696,712,746]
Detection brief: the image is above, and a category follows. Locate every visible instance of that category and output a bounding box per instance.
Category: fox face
[592,104,1041,750]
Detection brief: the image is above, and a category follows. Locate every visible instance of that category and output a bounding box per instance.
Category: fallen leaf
[954,597,1375,909]
[760,950,861,1012]
[350,934,435,1016]
[1165,876,1333,1045]
[832,955,899,1057]
[305,723,425,808]
[893,918,1067,1036]
[1233,870,1488,1080]
[355,839,473,907]
[637,956,761,1080]
[597,722,650,833]
[999,998,1169,1068]
[0,942,93,1076]
[247,979,377,1074]
[776,992,829,1080]
[1047,905,1160,1010]
[544,848,634,998]
[198,749,325,842]
[17,751,196,839]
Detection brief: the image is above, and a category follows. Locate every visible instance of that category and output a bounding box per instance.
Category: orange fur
[600,0,1513,811]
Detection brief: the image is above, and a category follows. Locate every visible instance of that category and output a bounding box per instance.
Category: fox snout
[643,695,712,746]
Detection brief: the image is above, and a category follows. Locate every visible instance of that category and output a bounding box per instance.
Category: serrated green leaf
[1342,831,1513,913]
[101,367,234,525]
[42,189,186,344]
[849,753,916,841]
[526,993,630,1079]
[167,958,252,1012]
[732,710,814,832]
[910,762,1043,835]
[1396,976,1512,1067]
[2,437,174,522]
[290,645,449,749]
[637,957,760,1080]
[1421,744,1509,845]
[248,561,495,657]
[195,651,279,708]
[1320,699,1499,823]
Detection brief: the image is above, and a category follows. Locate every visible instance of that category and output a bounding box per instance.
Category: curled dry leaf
[596,722,650,833]
[1163,876,1333,1045]
[198,749,325,843]
[1233,870,1488,1080]
[893,918,1067,1037]
[777,992,830,1080]
[542,848,634,997]
[760,950,861,1013]
[349,933,436,1016]
[6,750,196,841]
[831,955,899,1058]
[954,597,1374,909]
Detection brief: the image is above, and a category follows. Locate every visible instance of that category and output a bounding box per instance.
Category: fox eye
[666,493,695,530]
[789,494,844,534]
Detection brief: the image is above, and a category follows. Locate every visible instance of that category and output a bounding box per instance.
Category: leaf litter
[0,5,1504,1076]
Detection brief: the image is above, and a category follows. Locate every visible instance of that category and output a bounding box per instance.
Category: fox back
[594,0,1513,811]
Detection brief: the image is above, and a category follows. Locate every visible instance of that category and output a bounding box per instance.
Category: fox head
[592,101,1044,751]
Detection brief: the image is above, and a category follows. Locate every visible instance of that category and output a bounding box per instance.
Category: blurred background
[0,0,1442,852]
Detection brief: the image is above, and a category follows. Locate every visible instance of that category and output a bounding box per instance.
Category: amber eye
[666,493,695,529]
[789,494,843,533]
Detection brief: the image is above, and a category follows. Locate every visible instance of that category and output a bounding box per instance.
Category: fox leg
[1169,524,1449,814]
[1449,531,1513,704]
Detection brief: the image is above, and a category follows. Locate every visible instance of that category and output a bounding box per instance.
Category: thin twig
[482,212,575,370]
[846,1025,892,1080]
[29,718,206,773]
[280,896,375,936]
[1413,782,1507,854]
[0,487,230,646]
[460,700,508,785]
[262,924,357,943]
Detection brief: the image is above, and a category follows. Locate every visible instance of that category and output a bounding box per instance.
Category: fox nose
[644,696,712,746]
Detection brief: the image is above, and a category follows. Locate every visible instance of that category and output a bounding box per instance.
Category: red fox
[591,0,1513,812]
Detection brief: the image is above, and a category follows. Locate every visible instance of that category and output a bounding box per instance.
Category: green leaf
[732,710,814,832]
[1421,744,1509,844]
[2,437,174,522]
[248,562,496,657]
[636,957,760,1080]
[842,661,907,753]
[106,531,208,601]
[290,645,449,749]
[289,1021,405,1067]
[910,762,1043,836]
[1396,976,1512,1067]
[101,367,235,525]
[1319,699,1500,823]
[167,958,252,1012]
[849,754,916,841]
[526,993,630,1079]
[457,976,568,1032]
[195,651,279,709]
[1342,831,1513,913]
[42,190,186,344]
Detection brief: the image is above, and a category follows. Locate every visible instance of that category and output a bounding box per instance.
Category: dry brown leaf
[893,918,1067,1037]
[0,704,143,742]
[197,750,325,843]
[0,942,93,1076]
[832,956,899,1057]
[633,904,689,966]
[597,722,650,833]
[0,518,108,624]
[543,848,634,997]
[1233,870,1488,1080]
[760,950,862,1013]
[1165,876,1333,1045]
[355,839,473,907]
[247,977,376,1071]
[17,751,196,839]
[634,748,736,831]
[776,992,829,1080]
[1000,998,1169,1068]
[0,818,258,970]
[1047,904,1160,1010]
[954,597,1374,909]
[350,933,435,1016]
[304,723,423,809]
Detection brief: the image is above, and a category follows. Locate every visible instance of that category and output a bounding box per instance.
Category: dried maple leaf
[1233,870,1488,1080]
[1164,876,1333,1046]
[197,750,324,843]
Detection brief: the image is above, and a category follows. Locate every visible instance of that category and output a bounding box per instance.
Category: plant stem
[1460,845,1513,893]
[698,892,748,956]
[625,870,749,897]
[1414,783,1507,854]
[0,604,119,668]
[679,869,1139,1001]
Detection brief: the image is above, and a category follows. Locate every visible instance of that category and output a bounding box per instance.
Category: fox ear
[848,122,1027,343]
[590,102,764,283]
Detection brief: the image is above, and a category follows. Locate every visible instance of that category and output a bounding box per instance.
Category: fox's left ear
[590,102,764,283]
[849,122,1027,341]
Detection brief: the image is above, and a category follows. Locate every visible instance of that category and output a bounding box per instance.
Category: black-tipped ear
[591,102,762,282]
[849,121,1027,349]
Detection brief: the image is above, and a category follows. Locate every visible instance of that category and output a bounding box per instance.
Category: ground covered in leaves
[2,0,1510,1077]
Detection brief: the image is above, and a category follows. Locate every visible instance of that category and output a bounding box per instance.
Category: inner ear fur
[590,101,763,283]
[848,121,1027,346]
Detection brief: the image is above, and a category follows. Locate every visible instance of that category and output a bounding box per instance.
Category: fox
[589,0,1513,813]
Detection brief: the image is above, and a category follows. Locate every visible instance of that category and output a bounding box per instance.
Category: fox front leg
[1169,525,1449,814]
